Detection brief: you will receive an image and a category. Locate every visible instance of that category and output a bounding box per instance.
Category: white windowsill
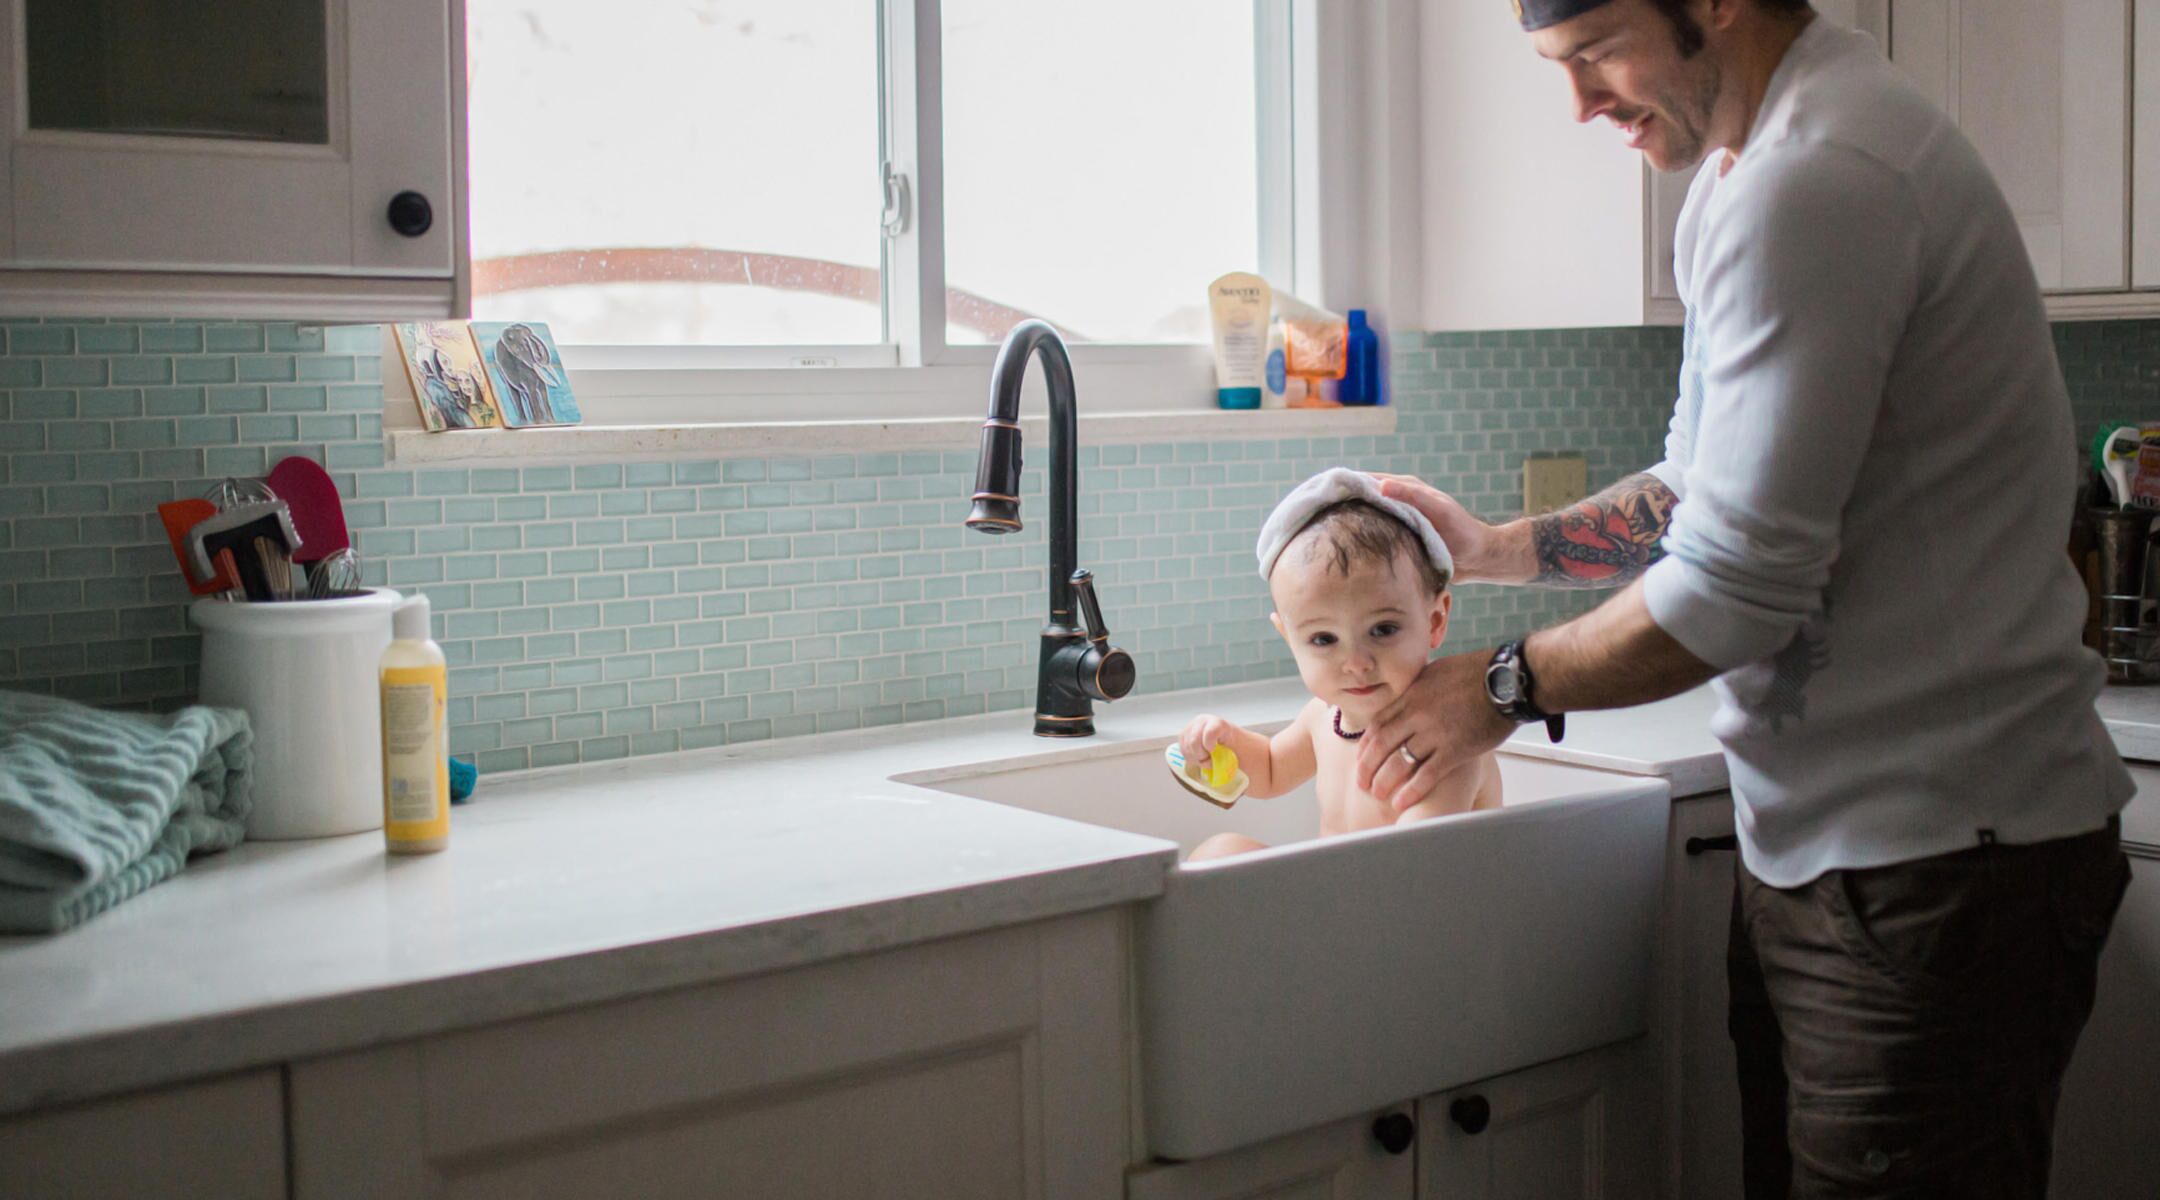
[385,404,1398,466]
[379,328,1398,464]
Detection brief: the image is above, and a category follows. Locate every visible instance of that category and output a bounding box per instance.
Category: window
[465,2,884,348]
[464,0,1301,409]
[939,2,1261,346]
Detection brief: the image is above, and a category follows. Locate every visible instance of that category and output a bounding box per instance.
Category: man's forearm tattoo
[1529,473,1678,588]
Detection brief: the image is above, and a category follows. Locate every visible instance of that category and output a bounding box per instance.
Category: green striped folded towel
[0,690,253,934]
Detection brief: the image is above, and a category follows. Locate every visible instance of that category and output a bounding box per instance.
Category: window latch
[881,161,912,237]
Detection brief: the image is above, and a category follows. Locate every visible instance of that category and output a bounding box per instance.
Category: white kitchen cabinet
[1889,0,2131,294]
[1414,1039,1658,1200]
[1648,2,1891,311]
[0,0,467,320]
[287,910,1129,1200]
[1420,0,2160,328]
[1126,1108,1416,1200]
[1418,0,1660,332]
[1655,792,1746,1200]
[1422,1,1885,331]
[0,1069,287,1199]
[2135,0,2160,290]
[1128,1043,1653,1200]
[2050,764,2160,1198]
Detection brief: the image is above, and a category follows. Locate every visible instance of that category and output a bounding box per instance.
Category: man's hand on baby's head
[1371,474,1505,584]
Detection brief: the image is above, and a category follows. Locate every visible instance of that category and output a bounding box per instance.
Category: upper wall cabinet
[2136,0,2159,290]
[0,0,468,320]
[1888,0,2128,295]
[1420,1,1885,332]
[1422,0,2160,330]
[1419,0,1659,332]
[1647,1,1887,314]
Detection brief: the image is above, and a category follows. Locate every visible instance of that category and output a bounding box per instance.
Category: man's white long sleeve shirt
[1640,19,2129,886]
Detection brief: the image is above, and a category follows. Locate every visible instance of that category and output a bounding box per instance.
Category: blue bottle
[1340,309,1382,406]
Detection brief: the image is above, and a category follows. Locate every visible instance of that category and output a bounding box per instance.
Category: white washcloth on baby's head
[1255,467,1454,582]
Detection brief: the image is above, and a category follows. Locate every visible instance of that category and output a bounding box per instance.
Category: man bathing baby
[1179,468,1501,860]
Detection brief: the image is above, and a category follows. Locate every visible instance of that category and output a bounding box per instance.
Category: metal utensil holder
[2091,507,2160,683]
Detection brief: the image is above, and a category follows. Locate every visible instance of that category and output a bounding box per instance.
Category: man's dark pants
[1727,820,2131,1198]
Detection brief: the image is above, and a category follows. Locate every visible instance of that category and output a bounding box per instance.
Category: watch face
[1486,662,1520,705]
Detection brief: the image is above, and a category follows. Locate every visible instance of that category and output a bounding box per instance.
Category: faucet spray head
[966,419,1022,533]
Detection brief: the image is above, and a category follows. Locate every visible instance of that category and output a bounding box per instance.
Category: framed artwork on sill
[471,320,581,428]
[393,322,501,432]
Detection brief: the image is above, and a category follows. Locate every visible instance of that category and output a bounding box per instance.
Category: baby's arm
[1179,703,1319,800]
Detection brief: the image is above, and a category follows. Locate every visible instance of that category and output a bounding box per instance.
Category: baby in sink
[1179,468,1502,860]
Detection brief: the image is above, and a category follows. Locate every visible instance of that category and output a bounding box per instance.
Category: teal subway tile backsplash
[3,319,2155,772]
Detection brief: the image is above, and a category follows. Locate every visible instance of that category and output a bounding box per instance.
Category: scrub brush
[2094,424,2141,508]
[1166,742,1248,809]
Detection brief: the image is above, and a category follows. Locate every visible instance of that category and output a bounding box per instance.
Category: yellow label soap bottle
[380,593,449,854]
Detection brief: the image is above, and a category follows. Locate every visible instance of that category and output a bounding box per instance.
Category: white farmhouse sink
[900,742,1669,1160]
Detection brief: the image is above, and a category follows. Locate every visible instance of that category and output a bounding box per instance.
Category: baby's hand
[1180,715,1237,771]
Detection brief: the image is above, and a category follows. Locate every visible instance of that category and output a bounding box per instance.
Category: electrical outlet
[1524,456,1588,515]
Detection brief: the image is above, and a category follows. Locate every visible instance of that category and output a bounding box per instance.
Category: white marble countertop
[0,676,1742,1119]
[1,684,1308,1117]
[2097,684,2160,763]
[1501,681,2160,789]
[9,671,2141,1119]
[1503,687,1729,797]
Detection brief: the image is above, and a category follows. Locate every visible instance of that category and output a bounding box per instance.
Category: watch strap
[1490,638,1565,743]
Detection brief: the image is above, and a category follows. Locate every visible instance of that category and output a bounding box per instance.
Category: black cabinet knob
[1450,1095,1491,1135]
[387,191,434,238]
[1685,834,1740,857]
[1371,1112,1415,1155]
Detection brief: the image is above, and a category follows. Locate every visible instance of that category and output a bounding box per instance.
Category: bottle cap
[393,592,431,641]
[1347,309,1369,328]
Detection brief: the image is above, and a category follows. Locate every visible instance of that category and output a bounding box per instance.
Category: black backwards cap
[1514,0,1619,31]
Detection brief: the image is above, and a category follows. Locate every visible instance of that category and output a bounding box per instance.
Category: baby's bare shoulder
[1396,751,1502,823]
[1472,750,1504,810]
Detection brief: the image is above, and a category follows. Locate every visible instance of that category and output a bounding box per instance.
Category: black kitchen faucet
[965,320,1136,737]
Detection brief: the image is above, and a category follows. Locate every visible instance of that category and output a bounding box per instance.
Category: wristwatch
[1486,638,1564,743]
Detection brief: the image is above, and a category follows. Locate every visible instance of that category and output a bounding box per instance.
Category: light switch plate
[1524,455,1588,515]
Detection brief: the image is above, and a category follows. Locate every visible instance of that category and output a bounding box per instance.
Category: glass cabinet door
[0,0,451,279]
[25,0,330,144]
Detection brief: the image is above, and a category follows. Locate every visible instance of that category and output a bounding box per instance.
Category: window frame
[483,0,1321,424]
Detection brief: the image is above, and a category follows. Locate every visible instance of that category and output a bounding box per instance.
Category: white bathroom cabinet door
[2135,1,2160,289]
[1890,0,2130,292]
[287,911,1130,1200]
[2050,765,2160,1197]
[1125,1108,1415,1200]
[0,1069,287,1199]
[0,0,464,319]
[1414,1039,1657,1200]
[1656,793,1746,1200]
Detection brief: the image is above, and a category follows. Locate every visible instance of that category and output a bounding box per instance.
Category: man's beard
[1643,62,1723,171]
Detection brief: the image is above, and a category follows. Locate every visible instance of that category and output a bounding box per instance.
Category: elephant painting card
[394,322,503,431]
[471,321,581,428]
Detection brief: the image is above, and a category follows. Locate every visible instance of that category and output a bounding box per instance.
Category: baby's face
[1269,543,1449,727]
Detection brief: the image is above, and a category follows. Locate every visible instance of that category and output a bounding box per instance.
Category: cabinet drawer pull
[1449,1095,1491,1135]
[1685,834,1739,856]
[387,191,434,238]
[1371,1112,1416,1155]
